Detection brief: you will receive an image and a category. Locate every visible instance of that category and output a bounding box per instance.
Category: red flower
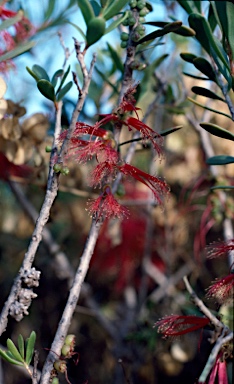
[87,186,129,221]
[90,161,118,187]
[155,315,210,338]
[207,239,234,259]
[126,116,163,156]
[206,274,234,304]
[202,354,228,384]
[118,163,169,205]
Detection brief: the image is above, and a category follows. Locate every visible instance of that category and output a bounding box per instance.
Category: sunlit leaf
[102,0,128,21]
[6,339,24,363]
[25,331,36,365]
[0,349,24,366]
[77,0,95,26]
[200,122,234,141]
[105,11,129,34]
[0,10,23,31]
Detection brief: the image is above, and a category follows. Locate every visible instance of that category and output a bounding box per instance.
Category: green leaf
[26,66,40,82]
[180,52,197,63]
[77,0,95,26]
[0,41,35,62]
[107,43,124,73]
[211,185,234,190]
[194,0,201,13]
[187,97,232,120]
[214,1,234,58]
[160,126,183,136]
[86,17,106,46]
[44,0,56,20]
[25,331,36,365]
[193,58,217,82]
[200,122,234,141]
[145,21,195,37]
[52,69,64,88]
[102,0,128,21]
[208,2,218,31]
[191,86,225,102]
[37,80,56,101]
[206,155,234,165]
[90,0,101,16]
[188,13,229,71]
[32,65,50,81]
[0,349,24,366]
[0,10,23,31]
[138,21,182,44]
[67,21,86,40]
[183,72,209,80]
[57,81,73,101]
[177,0,197,14]
[104,11,129,34]
[17,335,25,360]
[6,339,24,363]
[56,65,70,94]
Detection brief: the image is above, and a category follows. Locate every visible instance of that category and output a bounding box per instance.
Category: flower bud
[54,360,67,373]
[120,32,129,41]
[64,334,76,346]
[53,164,62,173]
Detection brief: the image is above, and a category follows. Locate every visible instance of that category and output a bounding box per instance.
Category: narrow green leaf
[44,0,56,20]
[67,21,86,40]
[160,126,183,136]
[56,65,70,94]
[188,13,229,70]
[194,0,201,13]
[183,72,209,80]
[208,2,218,31]
[200,122,234,141]
[215,1,234,58]
[107,43,124,73]
[57,81,73,101]
[102,0,128,21]
[180,52,197,63]
[77,0,95,26]
[191,86,225,102]
[0,41,35,63]
[6,339,24,363]
[211,185,234,190]
[187,97,232,120]
[37,80,55,101]
[32,65,50,81]
[17,335,25,360]
[138,21,182,44]
[52,69,64,88]
[0,349,24,366]
[177,0,197,14]
[206,155,234,165]
[91,0,101,16]
[145,21,195,37]
[26,66,40,82]
[0,10,23,31]
[25,331,36,365]
[104,11,129,34]
[193,58,217,82]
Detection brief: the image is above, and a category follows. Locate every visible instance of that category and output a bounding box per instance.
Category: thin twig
[183,276,225,330]
[0,101,63,336]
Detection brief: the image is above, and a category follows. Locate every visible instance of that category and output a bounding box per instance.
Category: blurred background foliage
[0,0,233,383]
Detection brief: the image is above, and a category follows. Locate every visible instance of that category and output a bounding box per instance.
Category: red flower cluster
[58,87,169,220]
[155,314,210,338]
[0,6,34,72]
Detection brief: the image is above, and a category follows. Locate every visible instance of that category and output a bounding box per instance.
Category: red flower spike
[118,163,169,205]
[207,355,228,384]
[206,274,234,304]
[207,239,234,259]
[127,117,163,156]
[155,315,210,339]
[90,161,118,187]
[87,186,129,222]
